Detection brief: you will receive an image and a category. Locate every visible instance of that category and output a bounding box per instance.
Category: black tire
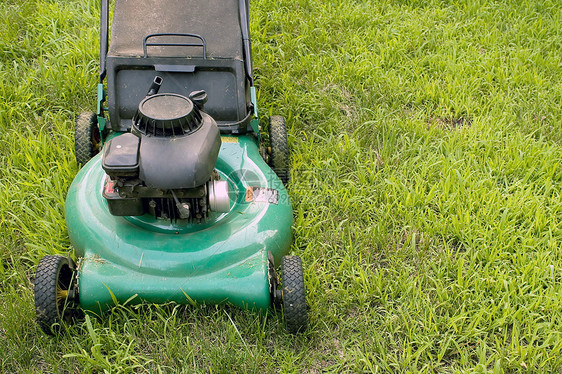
[75,112,101,166]
[281,255,308,333]
[269,116,290,185]
[34,255,78,335]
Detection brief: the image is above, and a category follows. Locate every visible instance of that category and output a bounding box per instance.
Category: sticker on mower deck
[246,187,279,205]
[221,136,239,143]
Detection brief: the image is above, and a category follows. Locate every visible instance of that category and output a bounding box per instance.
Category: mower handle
[143,33,207,59]
[99,0,251,84]
[239,0,253,86]
[99,0,109,83]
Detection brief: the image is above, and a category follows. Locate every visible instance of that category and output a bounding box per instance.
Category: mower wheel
[269,116,290,185]
[75,112,101,166]
[281,255,308,333]
[34,255,78,335]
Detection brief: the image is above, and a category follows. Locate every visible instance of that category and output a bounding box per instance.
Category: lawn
[1,0,561,372]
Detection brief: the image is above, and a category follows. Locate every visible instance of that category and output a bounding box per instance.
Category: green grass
[1,0,561,372]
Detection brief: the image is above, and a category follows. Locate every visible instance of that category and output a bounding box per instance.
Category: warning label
[245,187,279,205]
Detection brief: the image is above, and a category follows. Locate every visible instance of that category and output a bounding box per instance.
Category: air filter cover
[133,93,202,137]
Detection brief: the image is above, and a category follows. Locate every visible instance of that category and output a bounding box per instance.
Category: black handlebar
[142,33,207,59]
[239,0,253,85]
[99,0,109,83]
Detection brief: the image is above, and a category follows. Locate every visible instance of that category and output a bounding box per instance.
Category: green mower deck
[66,135,293,314]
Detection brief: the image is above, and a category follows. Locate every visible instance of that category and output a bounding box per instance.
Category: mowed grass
[1,0,561,372]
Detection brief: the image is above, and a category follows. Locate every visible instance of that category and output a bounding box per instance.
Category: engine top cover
[133,93,202,137]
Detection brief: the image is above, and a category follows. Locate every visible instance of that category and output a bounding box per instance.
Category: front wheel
[34,255,79,335]
[281,255,308,333]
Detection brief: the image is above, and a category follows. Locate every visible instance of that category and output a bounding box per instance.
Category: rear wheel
[269,116,289,185]
[281,255,308,333]
[34,255,78,335]
[75,112,101,166]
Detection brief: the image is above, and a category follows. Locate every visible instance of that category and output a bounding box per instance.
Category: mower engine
[101,76,230,222]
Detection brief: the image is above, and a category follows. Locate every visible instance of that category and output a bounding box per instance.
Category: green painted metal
[250,87,259,119]
[249,86,260,142]
[66,135,293,313]
[96,83,105,117]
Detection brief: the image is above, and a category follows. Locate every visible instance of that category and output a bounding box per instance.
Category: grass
[1,0,561,372]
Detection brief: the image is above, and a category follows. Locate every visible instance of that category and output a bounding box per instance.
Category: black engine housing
[101,87,224,221]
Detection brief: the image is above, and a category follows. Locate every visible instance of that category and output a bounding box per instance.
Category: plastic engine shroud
[66,135,293,313]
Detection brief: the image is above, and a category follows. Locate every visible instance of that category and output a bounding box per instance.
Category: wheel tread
[269,116,290,185]
[34,255,74,335]
[281,256,308,333]
[75,112,99,166]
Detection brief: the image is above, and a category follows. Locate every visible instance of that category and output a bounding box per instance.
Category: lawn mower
[33,0,308,334]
